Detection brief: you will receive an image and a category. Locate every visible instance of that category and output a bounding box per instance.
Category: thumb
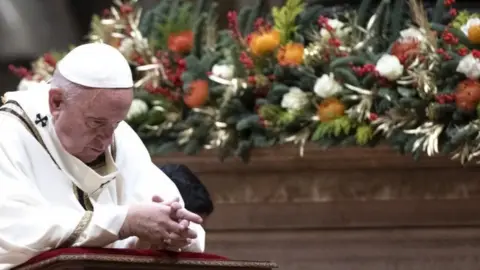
[152,195,163,203]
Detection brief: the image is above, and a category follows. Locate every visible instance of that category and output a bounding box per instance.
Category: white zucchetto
[56,43,134,88]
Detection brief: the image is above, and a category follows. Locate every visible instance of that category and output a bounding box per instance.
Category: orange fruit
[317,98,345,122]
[277,42,304,66]
[184,80,209,108]
[390,39,420,63]
[468,25,480,44]
[168,31,194,54]
[249,30,281,56]
[455,79,480,111]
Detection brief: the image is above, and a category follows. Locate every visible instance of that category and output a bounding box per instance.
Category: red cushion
[20,247,228,266]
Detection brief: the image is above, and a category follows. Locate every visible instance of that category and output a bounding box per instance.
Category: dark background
[0,0,479,93]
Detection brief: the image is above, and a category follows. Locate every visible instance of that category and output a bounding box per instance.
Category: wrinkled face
[49,87,133,163]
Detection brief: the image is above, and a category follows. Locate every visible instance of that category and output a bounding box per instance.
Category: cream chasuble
[0,85,205,269]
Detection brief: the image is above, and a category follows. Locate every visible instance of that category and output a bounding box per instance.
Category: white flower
[399,27,426,42]
[281,87,309,111]
[118,38,135,58]
[17,79,48,91]
[375,54,404,81]
[457,53,480,80]
[313,73,342,98]
[320,19,351,40]
[211,64,234,80]
[461,18,480,37]
[126,99,148,120]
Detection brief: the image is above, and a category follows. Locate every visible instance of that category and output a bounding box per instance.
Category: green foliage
[272,0,305,44]
[356,0,374,28]
[355,125,373,145]
[311,116,353,141]
[21,0,480,165]
[432,0,446,24]
[452,11,479,29]
[329,56,369,70]
[259,104,283,120]
[154,1,193,49]
[142,0,215,50]
[333,67,360,86]
[389,0,406,43]
[258,104,297,127]
[151,142,179,156]
[297,3,324,33]
[245,0,267,35]
[236,115,261,131]
[192,14,207,58]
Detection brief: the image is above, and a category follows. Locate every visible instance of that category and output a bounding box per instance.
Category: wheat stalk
[408,0,437,48]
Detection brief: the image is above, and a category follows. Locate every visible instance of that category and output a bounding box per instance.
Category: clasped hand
[152,195,195,250]
[121,195,203,250]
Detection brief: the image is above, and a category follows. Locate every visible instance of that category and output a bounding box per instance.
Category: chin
[77,152,102,163]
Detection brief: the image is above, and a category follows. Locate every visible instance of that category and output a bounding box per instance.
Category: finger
[149,228,171,245]
[182,228,197,239]
[171,227,197,239]
[161,197,181,207]
[168,238,191,249]
[175,208,203,224]
[152,195,164,203]
[170,201,183,211]
[165,220,185,235]
[168,231,192,242]
[179,219,190,230]
[159,228,172,240]
[165,234,191,250]
[166,221,197,239]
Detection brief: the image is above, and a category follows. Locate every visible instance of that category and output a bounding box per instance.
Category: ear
[48,88,65,118]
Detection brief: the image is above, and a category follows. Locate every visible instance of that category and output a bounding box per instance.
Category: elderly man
[0,43,205,268]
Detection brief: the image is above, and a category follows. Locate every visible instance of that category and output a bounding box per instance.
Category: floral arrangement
[9,0,480,164]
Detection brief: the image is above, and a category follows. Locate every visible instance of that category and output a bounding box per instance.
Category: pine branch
[272,0,305,44]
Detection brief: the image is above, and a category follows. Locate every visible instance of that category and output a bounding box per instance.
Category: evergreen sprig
[272,0,305,44]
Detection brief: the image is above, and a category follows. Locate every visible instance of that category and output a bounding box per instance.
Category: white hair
[50,69,86,102]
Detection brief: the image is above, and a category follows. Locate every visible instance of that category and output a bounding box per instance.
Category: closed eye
[87,118,106,128]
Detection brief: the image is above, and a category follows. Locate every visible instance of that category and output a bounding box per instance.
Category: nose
[97,125,115,142]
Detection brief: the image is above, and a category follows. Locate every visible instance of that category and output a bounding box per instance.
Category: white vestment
[0,85,205,269]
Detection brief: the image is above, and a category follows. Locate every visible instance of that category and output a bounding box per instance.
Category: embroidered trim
[0,101,60,169]
[34,113,48,127]
[73,187,94,211]
[58,211,93,248]
[0,100,94,247]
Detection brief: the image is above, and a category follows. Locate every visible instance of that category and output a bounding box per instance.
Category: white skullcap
[56,43,133,88]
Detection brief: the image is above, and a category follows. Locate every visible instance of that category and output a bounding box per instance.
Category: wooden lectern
[12,248,278,270]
